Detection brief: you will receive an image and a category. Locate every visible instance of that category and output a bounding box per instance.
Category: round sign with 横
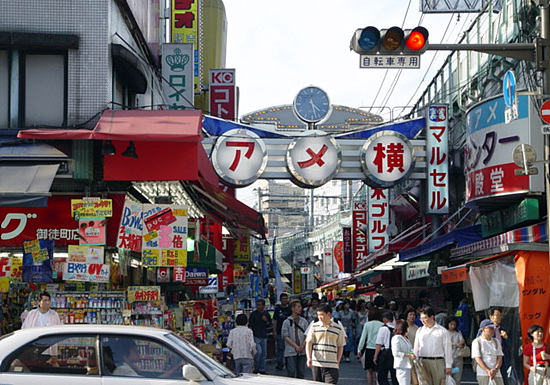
[286,130,341,188]
[211,129,268,187]
[360,130,416,188]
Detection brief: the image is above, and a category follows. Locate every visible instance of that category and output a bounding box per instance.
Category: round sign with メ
[539,100,550,124]
[512,143,536,167]
[286,130,341,188]
[503,70,516,108]
[360,130,416,188]
[211,129,268,187]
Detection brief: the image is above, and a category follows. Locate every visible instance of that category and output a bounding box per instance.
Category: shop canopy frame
[18,109,267,239]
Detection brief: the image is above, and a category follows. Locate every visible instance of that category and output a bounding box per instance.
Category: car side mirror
[182,364,207,382]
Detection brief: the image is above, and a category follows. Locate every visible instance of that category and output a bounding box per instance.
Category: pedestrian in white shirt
[391,319,416,385]
[472,319,504,385]
[227,314,257,374]
[413,306,453,385]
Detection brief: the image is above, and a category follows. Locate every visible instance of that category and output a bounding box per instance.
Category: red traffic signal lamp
[350,26,429,55]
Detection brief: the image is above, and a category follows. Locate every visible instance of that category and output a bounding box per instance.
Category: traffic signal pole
[540,0,550,272]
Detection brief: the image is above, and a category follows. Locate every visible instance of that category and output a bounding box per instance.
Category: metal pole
[540,0,550,271]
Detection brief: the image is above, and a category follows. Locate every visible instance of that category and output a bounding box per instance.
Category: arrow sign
[503,70,516,107]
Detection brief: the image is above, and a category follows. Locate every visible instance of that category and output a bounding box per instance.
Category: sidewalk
[262,355,478,384]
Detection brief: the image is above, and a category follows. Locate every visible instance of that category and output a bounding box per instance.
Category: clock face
[293,86,331,123]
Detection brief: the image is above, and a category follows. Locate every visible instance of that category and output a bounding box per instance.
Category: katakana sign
[210,69,236,120]
[211,129,267,187]
[360,130,416,188]
[286,130,341,188]
[426,105,449,214]
[465,94,544,204]
[352,202,368,269]
[368,187,389,252]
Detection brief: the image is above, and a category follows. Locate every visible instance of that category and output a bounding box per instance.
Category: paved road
[263,356,478,385]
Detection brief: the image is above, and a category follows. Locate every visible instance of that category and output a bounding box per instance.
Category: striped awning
[450,222,547,258]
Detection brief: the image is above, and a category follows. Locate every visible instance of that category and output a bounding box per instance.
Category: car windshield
[166,333,237,378]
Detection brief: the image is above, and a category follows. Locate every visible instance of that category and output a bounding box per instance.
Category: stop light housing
[350,26,429,55]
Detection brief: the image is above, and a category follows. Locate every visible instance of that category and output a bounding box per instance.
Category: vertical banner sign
[333,241,344,278]
[210,69,236,120]
[342,227,353,273]
[293,269,302,294]
[323,248,334,282]
[22,240,54,283]
[368,187,389,252]
[117,198,143,252]
[515,251,550,360]
[427,105,449,214]
[171,0,200,94]
[142,204,188,267]
[352,201,368,269]
[162,43,194,109]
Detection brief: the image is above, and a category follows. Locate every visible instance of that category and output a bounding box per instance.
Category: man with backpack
[472,319,504,385]
[281,299,309,378]
[413,306,453,385]
[374,311,398,385]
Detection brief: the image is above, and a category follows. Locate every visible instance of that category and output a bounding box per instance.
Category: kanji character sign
[360,131,415,188]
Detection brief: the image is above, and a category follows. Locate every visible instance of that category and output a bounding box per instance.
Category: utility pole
[539,0,550,271]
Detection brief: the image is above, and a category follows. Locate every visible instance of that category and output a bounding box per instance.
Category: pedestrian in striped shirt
[306,304,346,384]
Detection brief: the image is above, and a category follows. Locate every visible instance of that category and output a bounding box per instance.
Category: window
[0,50,67,128]
[7,334,98,376]
[101,335,186,379]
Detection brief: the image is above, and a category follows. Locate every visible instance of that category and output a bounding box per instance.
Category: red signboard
[0,195,124,247]
[210,69,236,120]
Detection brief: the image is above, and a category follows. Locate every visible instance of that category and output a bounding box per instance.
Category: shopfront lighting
[101,140,116,155]
[122,141,138,158]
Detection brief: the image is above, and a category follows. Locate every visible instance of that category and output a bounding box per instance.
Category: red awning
[17,109,266,238]
[18,109,203,142]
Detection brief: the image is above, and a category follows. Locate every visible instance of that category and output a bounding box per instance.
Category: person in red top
[522,324,550,385]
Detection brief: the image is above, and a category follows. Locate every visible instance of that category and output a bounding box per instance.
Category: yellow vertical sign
[293,269,302,294]
[234,236,250,263]
[171,0,200,94]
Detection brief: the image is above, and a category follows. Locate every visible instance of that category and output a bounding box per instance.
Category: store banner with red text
[515,250,550,349]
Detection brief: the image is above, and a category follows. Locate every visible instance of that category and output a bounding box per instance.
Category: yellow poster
[171,0,200,91]
[71,198,112,217]
[128,286,161,302]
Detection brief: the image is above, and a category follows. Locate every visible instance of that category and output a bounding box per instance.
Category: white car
[0,324,318,385]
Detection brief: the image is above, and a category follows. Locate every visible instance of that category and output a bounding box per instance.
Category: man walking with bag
[374,311,398,385]
[472,319,504,385]
[413,306,453,385]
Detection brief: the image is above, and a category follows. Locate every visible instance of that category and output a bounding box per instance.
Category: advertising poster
[68,245,104,264]
[142,204,188,267]
[117,198,143,252]
[64,262,110,283]
[78,217,106,245]
[22,239,54,283]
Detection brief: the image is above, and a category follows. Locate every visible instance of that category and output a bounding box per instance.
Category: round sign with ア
[286,130,342,188]
[211,129,268,187]
[360,130,416,188]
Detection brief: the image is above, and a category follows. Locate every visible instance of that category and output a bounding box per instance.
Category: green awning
[187,239,223,273]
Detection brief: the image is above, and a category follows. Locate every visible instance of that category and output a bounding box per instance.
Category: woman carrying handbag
[523,324,550,385]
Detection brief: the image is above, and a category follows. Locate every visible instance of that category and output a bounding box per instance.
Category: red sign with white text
[210,69,236,120]
[0,195,124,247]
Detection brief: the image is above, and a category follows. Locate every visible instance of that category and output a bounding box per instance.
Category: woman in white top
[445,315,466,385]
[391,319,416,385]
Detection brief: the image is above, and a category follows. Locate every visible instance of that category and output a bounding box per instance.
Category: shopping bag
[446,375,456,385]
[413,360,429,385]
[411,365,419,385]
[457,345,471,358]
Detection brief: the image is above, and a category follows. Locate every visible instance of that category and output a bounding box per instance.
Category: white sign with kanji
[368,187,389,252]
[286,131,341,188]
[427,105,449,214]
[360,130,415,188]
[211,129,268,187]
[323,248,334,282]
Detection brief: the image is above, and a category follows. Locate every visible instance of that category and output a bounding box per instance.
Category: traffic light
[350,26,429,55]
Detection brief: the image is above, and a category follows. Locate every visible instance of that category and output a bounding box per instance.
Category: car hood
[216,374,319,385]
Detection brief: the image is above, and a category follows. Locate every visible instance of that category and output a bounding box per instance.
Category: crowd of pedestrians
[224,293,550,385]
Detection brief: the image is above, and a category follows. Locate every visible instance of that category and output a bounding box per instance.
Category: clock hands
[309,98,321,118]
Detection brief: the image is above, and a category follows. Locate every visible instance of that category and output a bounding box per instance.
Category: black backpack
[379,325,394,365]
